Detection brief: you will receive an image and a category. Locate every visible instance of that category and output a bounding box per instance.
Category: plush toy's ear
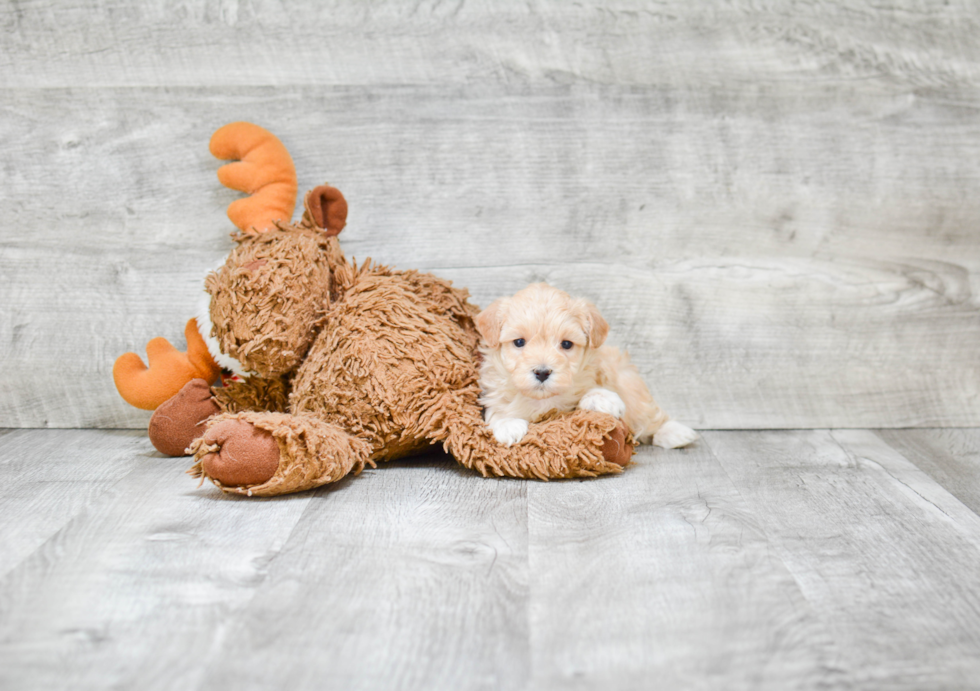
[578,300,609,347]
[303,185,348,237]
[476,299,507,348]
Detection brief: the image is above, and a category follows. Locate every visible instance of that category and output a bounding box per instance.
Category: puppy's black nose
[534,367,552,382]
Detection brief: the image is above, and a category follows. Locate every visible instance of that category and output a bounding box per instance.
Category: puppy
[477,283,697,449]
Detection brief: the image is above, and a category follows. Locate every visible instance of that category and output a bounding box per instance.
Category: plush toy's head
[205,187,348,378]
[113,122,353,408]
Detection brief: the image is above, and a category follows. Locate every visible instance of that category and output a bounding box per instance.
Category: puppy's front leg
[579,387,627,419]
[490,417,530,446]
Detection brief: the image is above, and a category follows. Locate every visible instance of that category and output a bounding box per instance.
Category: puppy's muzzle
[533,367,552,382]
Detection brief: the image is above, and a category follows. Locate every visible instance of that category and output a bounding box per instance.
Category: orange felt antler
[113,319,221,410]
[209,122,298,232]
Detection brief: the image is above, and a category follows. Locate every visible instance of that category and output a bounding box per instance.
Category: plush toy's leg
[430,395,634,480]
[190,417,280,486]
[147,374,290,457]
[148,379,220,456]
[211,374,290,415]
[188,411,372,496]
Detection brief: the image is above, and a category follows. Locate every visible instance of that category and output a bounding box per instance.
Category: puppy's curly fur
[477,283,697,449]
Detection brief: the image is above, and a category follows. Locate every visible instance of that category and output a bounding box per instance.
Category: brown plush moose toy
[113,122,633,496]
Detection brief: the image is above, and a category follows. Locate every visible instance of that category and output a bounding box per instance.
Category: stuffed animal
[113,122,633,497]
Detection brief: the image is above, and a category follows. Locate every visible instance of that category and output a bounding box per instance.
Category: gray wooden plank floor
[2,429,980,690]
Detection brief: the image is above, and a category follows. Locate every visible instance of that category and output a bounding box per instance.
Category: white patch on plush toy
[196,289,253,378]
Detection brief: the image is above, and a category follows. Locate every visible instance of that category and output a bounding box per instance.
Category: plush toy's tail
[113,319,221,410]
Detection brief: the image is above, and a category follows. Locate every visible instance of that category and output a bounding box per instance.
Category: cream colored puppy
[477,283,697,449]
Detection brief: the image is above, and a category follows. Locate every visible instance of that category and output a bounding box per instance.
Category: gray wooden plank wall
[2,1,979,429]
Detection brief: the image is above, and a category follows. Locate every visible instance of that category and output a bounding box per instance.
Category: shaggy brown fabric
[211,374,290,415]
[440,405,632,480]
[205,224,332,378]
[188,186,634,496]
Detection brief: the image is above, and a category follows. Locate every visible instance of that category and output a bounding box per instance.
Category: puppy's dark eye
[561,340,573,350]
[514,338,526,348]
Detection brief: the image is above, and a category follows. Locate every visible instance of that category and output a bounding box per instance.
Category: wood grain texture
[526,442,843,690]
[702,429,980,690]
[0,431,316,691]
[3,84,980,428]
[2,1,978,88]
[192,454,530,691]
[876,428,980,515]
[0,429,146,579]
[5,428,980,689]
[3,0,980,429]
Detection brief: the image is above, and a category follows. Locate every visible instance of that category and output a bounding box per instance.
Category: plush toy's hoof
[199,419,280,487]
[601,423,633,467]
[148,378,220,456]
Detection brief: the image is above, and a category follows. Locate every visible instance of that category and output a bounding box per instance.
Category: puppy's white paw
[578,388,626,419]
[491,417,530,446]
[653,420,698,449]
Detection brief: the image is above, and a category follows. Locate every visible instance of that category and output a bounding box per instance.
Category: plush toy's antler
[209,122,298,232]
[113,319,222,410]
[114,123,299,411]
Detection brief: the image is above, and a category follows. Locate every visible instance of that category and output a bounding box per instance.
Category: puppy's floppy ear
[477,299,507,348]
[579,300,609,347]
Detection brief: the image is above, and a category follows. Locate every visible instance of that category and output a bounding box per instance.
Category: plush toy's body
[115,123,633,497]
